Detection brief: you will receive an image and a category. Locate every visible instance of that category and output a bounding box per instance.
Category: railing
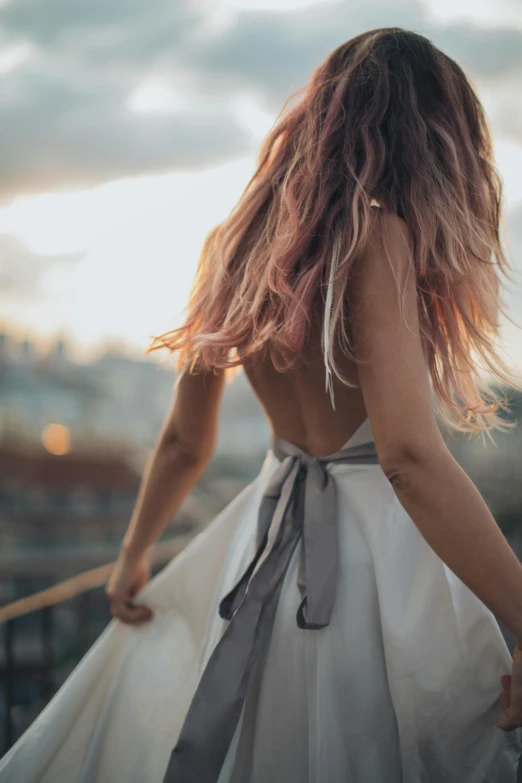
[0,536,192,755]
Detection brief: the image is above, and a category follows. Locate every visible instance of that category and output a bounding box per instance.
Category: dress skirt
[0,417,521,782]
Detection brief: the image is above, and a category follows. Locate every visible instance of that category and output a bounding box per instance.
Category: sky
[0,0,521,371]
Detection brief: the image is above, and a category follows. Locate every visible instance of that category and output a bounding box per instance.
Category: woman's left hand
[105,553,154,625]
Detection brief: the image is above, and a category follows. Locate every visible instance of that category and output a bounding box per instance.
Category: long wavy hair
[148,27,519,434]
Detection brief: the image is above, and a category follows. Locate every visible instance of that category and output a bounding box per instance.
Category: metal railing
[0,535,193,754]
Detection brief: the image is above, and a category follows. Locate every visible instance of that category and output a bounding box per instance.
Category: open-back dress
[2,220,522,783]
[1,413,522,782]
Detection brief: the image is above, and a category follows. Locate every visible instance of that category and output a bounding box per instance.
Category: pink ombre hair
[148,27,520,434]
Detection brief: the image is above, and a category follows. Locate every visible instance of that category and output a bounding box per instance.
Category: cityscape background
[1,0,522,755]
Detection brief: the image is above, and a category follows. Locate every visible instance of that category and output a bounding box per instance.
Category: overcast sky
[0,0,521,372]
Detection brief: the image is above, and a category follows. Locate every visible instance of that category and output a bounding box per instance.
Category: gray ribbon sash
[163,434,379,783]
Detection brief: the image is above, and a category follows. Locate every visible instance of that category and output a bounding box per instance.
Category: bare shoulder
[379,209,412,241]
[363,209,413,269]
[350,208,447,471]
[350,209,415,321]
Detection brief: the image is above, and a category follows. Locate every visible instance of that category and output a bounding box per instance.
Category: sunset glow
[42,423,71,456]
[1,0,521,371]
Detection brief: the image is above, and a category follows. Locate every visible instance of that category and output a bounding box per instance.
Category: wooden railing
[0,537,191,623]
[0,535,192,753]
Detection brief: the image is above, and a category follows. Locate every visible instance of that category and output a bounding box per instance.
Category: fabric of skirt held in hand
[1,416,521,783]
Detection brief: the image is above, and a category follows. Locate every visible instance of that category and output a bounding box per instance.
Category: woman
[1,26,522,783]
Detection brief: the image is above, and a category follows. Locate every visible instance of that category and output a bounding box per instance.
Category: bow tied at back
[163,434,379,783]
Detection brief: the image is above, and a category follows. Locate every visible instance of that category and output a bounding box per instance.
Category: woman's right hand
[497,643,522,731]
[105,552,154,626]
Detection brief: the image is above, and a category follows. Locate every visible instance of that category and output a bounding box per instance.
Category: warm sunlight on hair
[148,28,520,435]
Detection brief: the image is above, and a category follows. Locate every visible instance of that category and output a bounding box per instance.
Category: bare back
[162,212,444,476]
[242,318,367,459]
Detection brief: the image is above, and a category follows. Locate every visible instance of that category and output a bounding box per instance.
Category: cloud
[0,234,81,300]
[0,0,198,50]
[179,7,522,111]
[0,67,251,196]
[1,0,522,199]
[506,205,522,263]
[433,24,522,79]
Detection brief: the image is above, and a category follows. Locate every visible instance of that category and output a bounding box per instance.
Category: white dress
[1,416,521,783]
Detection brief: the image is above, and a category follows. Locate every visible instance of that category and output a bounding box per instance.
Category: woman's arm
[120,366,226,560]
[105,366,225,624]
[351,212,522,652]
